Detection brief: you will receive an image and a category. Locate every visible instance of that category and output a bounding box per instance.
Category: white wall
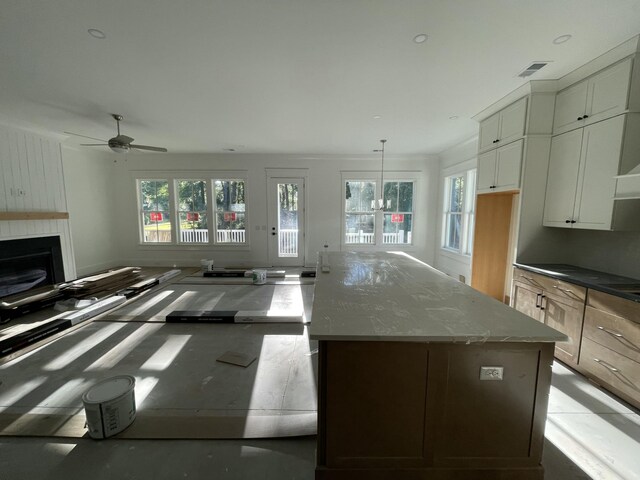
[434,136,478,284]
[0,124,77,280]
[111,152,439,268]
[62,147,121,276]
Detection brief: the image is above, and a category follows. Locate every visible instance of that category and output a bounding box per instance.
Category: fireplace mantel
[0,212,69,221]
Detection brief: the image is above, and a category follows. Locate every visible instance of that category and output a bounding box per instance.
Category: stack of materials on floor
[63,267,142,298]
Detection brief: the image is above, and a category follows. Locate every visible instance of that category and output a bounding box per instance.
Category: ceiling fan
[65,114,168,153]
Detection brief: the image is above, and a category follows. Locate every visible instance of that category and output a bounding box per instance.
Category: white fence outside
[345,230,411,245]
[177,229,247,243]
[279,229,298,257]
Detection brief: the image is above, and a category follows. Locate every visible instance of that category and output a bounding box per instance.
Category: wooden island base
[316,341,554,480]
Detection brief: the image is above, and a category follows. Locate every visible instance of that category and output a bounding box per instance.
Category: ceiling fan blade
[64,132,107,142]
[80,143,108,146]
[113,134,134,144]
[130,144,168,153]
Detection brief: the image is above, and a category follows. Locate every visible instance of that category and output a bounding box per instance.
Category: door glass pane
[278,183,299,257]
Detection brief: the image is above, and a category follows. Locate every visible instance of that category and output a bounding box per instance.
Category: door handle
[535,293,542,308]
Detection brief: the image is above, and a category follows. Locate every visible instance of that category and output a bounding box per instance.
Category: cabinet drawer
[583,306,640,361]
[588,289,640,320]
[579,337,640,406]
[513,268,586,303]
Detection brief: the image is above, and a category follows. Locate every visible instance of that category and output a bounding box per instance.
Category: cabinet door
[479,113,500,152]
[477,150,497,193]
[586,59,632,125]
[553,80,589,135]
[512,281,542,321]
[494,139,523,191]
[573,115,624,230]
[499,98,527,145]
[541,292,584,366]
[543,129,583,228]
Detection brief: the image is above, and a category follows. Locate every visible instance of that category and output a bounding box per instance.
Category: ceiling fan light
[109,144,130,154]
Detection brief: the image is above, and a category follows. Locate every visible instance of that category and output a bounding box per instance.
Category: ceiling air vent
[518,61,549,78]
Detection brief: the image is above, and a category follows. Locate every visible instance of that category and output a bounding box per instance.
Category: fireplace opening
[0,236,65,300]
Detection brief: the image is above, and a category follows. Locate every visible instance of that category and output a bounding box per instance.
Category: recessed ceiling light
[373,115,382,120]
[88,28,106,39]
[449,115,459,120]
[553,34,572,45]
[413,34,428,44]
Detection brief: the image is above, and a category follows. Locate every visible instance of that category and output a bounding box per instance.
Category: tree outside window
[214,180,246,243]
[139,179,171,243]
[177,180,208,243]
[345,181,376,244]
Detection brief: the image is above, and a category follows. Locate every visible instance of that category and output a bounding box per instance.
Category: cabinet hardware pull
[571,220,577,224]
[565,220,571,223]
[536,293,542,308]
[540,294,546,310]
[593,358,619,372]
[583,114,589,119]
[577,116,584,120]
[597,326,624,338]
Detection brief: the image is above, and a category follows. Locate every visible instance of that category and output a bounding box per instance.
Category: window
[136,173,248,246]
[177,180,208,243]
[139,179,171,243]
[443,169,476,255]
[345,181,376,244]
[343,177,417,246]
[382,181,414,245]
[214,179,246,244]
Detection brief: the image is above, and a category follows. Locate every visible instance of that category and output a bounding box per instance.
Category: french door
[267,177,305,266]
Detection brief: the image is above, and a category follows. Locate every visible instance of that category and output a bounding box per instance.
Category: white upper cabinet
[544,115,639,231]
[478,114,500,151]
[553,58,632,135]
[477,139,523,194]
[478,97,527,152]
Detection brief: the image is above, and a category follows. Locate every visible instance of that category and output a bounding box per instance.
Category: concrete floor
[1,279,639,479]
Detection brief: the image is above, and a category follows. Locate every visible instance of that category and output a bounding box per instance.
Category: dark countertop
[514,263,640,303]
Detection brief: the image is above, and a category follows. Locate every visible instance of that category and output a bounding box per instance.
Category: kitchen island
[310,252,566,480]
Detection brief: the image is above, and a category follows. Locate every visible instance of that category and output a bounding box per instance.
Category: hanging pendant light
[371,139,389,211]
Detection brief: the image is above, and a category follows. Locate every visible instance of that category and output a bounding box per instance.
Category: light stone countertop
[309,252,567,343]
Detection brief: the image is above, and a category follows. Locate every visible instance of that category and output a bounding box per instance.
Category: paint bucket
[82,375,136,439]
[252,269,267,285]
[201,259,214,272]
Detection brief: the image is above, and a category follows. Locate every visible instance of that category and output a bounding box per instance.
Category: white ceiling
[1,0,640,155]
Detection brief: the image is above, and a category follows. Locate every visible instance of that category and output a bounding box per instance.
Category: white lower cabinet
[543,115,639,230]
[477,139,523,194]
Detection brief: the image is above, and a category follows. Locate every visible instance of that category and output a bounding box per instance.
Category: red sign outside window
[150,212,163,222]
[186,212,200,221]
[391,214,404,223]
[224,212,236,222]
